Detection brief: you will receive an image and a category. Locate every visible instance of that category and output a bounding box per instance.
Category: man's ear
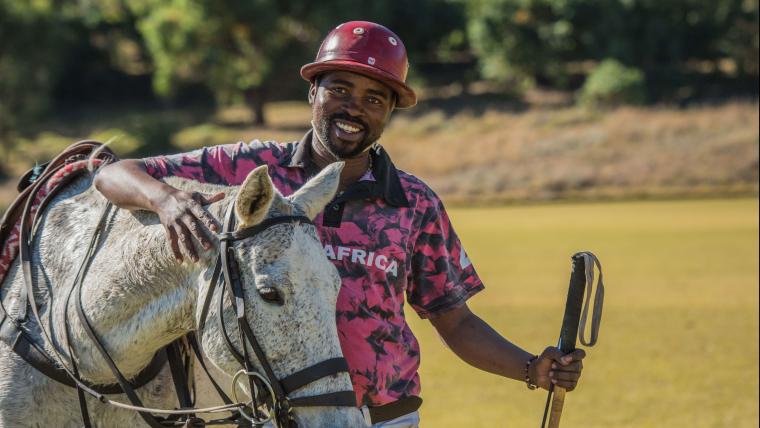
[308,83,316,104]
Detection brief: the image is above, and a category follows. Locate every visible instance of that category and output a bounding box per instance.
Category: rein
[0,146,356,427]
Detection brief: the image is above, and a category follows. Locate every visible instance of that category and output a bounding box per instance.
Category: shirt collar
[283,130,313,168]
[283,130,409,208]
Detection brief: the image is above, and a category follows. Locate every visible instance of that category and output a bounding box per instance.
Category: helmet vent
[353,27,365,35]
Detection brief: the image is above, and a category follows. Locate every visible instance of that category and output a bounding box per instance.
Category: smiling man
[95,21,585,427]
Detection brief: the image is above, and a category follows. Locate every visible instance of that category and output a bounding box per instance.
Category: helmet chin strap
[310,120,377,162]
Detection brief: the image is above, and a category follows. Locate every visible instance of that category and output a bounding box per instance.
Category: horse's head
[201,162,366,427]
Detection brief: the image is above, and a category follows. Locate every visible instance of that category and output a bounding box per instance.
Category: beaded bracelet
[525,355,539,390]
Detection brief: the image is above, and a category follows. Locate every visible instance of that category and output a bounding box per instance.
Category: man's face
[310,70,395,158]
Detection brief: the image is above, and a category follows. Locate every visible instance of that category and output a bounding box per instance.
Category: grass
[381,101,759,203]
[406,198,758,427]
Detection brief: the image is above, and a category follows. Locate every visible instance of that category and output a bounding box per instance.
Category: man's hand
[156,189,225,262]
[94,159,225,262]
[529,347,585,391]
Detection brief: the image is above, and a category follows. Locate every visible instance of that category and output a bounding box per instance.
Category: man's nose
[342,96,364,117]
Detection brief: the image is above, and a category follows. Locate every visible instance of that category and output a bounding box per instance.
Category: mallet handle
[542,254,587,428]
[546,387,566,428]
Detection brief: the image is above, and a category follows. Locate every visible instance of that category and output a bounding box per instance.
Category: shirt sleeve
[142,141,277,185]
[407,195,484,319]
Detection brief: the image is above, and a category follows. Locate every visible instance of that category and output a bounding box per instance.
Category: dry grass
[175,99,760,203]
[1,99,757,210]
[381,101,759,203]
[409,198,758,427]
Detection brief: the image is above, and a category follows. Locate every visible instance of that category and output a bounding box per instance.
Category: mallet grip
[543,254,587,428]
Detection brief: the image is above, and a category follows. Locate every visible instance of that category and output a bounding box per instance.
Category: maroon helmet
[301,21,417,108]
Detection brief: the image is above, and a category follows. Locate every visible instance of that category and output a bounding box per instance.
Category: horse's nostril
[259,287,284,305]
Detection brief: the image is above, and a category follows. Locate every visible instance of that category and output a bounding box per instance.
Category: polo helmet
[300,21,417,108]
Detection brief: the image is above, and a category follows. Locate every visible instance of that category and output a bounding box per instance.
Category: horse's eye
[259,287,284,305]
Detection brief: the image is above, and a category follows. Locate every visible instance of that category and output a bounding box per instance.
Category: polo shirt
[143,131,484,406]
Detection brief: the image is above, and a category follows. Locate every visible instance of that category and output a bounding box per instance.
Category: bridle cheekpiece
[199,203,356,427]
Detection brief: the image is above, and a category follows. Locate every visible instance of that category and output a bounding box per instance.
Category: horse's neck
[44,184,227,384]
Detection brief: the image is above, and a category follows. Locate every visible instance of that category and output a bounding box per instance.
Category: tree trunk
[245,87,267,125]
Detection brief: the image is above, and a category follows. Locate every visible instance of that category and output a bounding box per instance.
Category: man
[95,21,585,427]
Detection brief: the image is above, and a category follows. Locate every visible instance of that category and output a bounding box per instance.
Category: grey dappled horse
[0,163,365,427]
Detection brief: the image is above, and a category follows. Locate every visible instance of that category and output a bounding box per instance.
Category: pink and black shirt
[143,131,484,407]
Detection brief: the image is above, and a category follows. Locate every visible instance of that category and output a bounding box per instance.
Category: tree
[0,0,80,156]
[131,0,468,124]
[462,0,759,99]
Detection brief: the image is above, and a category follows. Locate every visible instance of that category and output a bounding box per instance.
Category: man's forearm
[431,306,534,381]
[94,159,174,212]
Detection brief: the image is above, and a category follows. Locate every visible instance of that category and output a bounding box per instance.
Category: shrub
[580,59,646,107]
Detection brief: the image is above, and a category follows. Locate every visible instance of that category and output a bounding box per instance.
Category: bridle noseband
[198,204,356,427]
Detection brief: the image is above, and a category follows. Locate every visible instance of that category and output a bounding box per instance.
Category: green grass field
[406,198,759,427]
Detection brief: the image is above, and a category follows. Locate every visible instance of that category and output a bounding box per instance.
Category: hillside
[1,98,757,209]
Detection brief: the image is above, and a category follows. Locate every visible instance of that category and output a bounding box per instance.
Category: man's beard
[314,112,376,159]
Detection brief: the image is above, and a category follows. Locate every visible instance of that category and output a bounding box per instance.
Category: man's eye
[331,87,347,95]
[367,96,382,105]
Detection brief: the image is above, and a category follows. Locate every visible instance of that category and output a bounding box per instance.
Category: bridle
[196,203,357,427]
[1,146,357,428]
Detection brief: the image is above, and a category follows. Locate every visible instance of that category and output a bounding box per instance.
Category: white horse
[0,162,366,427]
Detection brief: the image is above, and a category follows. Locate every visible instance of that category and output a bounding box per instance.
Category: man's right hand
[156,189,225,262]
[94,159,227,263]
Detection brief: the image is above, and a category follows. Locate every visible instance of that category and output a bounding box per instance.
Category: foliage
[580,59,646,107]
[128,0,467,123]
[463,0,580,89]
[0,0,757,144]
[0,1,80,154]
[462,0,759,95]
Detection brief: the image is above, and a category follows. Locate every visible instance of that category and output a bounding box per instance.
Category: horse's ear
[289,162,343,220]
[235,165,275,228]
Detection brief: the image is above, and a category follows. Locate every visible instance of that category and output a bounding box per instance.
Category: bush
[580,59,646,107]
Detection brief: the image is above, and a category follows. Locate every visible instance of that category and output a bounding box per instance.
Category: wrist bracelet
[525,355,539,390]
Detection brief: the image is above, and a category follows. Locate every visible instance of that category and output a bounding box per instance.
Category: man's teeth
[336,121,361,134]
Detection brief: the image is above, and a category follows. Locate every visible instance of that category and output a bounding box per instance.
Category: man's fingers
[208,192,226,204]
[551,361,583,372]
[166,226,183,262]
[571,349,586,360]
[176,220,199,262]
[194,191,225,204]
[541,346,566,364]
[544,347,586,366]
[559,349,586,365]
[186,214,214,251]
[190,197,222,233]
[539,347,585,391]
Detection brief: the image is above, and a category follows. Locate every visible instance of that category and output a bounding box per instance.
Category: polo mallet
[540,252,605,428]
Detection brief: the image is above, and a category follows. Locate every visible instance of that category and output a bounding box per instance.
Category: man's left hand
[529,347,585,391]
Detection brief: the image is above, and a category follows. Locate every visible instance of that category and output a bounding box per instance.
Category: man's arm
[94,159,224,261]
[429,303,585,391]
